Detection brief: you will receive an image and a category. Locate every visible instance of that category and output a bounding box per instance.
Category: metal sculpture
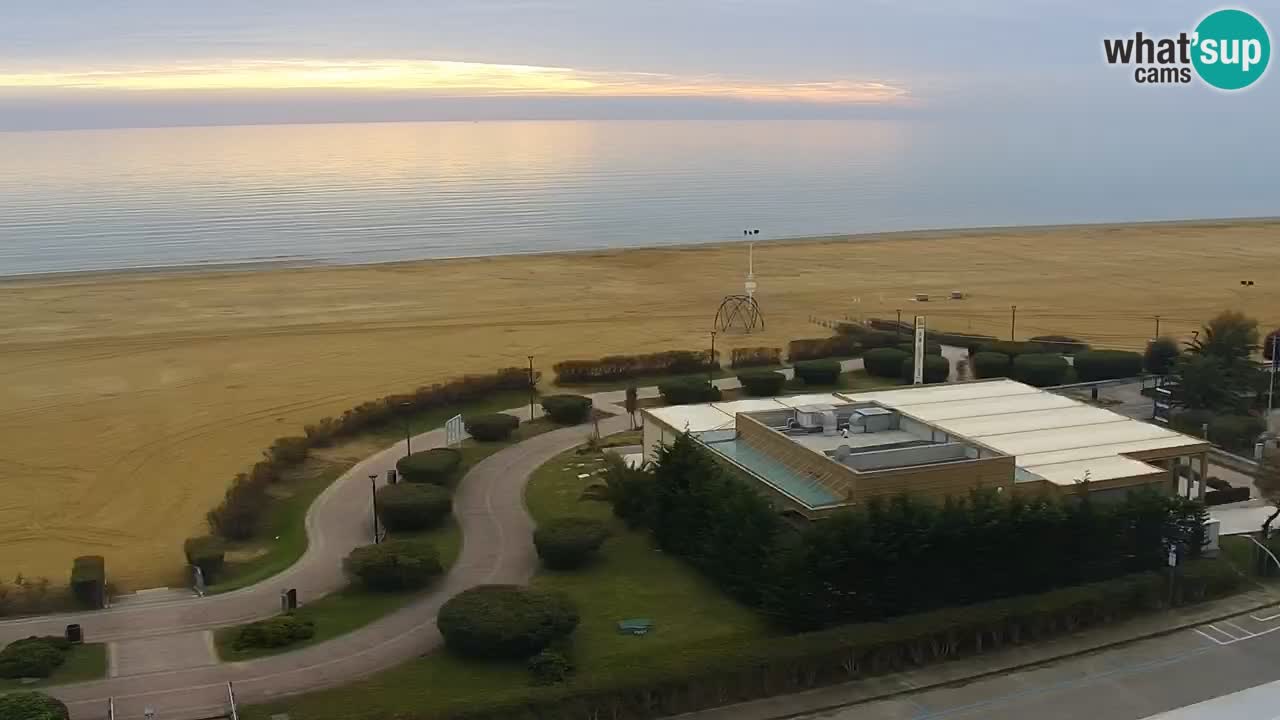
[714,240,764,333]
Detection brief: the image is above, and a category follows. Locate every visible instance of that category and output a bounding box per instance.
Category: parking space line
[1194,627,1232,645]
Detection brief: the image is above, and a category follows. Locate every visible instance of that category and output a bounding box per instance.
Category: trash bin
[65,623,83,644]
[281,588,298,612]
[387,468,398,485]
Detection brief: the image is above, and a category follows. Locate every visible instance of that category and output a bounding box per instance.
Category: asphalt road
[798,606,1280,720]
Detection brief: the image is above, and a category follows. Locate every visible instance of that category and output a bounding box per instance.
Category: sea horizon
[2,119,1276,278]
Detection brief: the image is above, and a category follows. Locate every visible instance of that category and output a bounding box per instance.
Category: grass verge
[209,390,533,594]
[0,643,107,690]
[246,433,769,720]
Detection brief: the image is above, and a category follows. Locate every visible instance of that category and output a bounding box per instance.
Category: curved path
[0,361,866,720]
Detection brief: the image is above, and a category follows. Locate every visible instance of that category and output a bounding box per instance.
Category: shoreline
[4,215,1277,286]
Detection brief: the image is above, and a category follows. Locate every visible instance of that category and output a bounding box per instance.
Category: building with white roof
[641,379,1209,518]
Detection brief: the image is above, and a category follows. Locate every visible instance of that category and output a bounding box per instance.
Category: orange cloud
[0,59,908,104]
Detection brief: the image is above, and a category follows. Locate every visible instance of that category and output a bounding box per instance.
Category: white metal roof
[1021,456,1165,487]
[711,398,790,415]
[646,404,736,433]
[774,393,845,408]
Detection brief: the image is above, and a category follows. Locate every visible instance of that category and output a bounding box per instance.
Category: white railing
[227,681,239,720]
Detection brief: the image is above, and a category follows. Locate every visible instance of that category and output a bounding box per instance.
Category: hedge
[377,483,453,532]
[528,648,574,685]
[862,319,995,352]
[1145,337,1181,375]
[534,517,611,570]
[730,347,781,369]
[863,348,909,379]
[69,556,104,609]
[344,539,443,591]
[736,370,786,397]
[396,448,462,486]
[464,413,520,442]
[426,561,1239,720]
[1171,411,1268,452]
[1029,335,1091,355]
[437,585,579,660]
[899,355,950,384]
[894,342,942,356]
[183,536,226,583]
[972,351,1012,379]
[1011,353,1070,387]
[976,341,1049,359]
[1206,487,1251,506]
[0,692,69,720]
[542,394,593,424]
[209,366,536,541]
[658,379,722,405]
[1073,350,1144,382]
[787,335,861,362]
[793,360,841,386]
[0,637,69,679]
[233,614,316,651]
[553,350,717,384]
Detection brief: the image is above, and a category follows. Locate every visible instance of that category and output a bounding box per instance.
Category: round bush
[793,359,841,386]
[857,329,899,349]
[183,535,226,582]
[1208,414,1268,452]
[396,448,462,486]
[737,370,786,397]
[977,341,1048,359]
[464,413,519,442]
[541,394,593,424]
[0,692,69,720]
[863,348,909,379]
[437,584,579,660]
[377,483,452,532]
[894,342,942,356]
[658,379,721,405]
[972,351,1012,379]
[528,648,573,685]
[1073,350,1143,382]
[1145,337,1181,375]
[899,355,950,384]
[534,517,611,570]
[1011,353,1069,387]
[0,638,66,679]
[344,539,443,591]
[232,614,316,651]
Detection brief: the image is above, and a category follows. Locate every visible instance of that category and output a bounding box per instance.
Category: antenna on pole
[745,243,756,298]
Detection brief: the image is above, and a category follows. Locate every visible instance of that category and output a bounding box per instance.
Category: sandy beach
[2,219,1279,589]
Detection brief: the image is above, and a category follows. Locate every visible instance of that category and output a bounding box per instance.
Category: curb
[690,589,1280,720]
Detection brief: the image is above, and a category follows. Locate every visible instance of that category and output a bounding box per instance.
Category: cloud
[0,58,909,104]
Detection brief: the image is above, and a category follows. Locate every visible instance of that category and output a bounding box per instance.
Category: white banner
[445,414,465,447]
[913,316,926,384]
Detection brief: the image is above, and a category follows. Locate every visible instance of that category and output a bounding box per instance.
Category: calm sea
[0,119,1274,277]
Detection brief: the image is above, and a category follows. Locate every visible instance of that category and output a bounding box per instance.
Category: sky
[1,0,1277,130]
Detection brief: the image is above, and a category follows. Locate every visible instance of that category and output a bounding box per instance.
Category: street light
[527,355,536,423]
[709,331,717,385]
[400,401,412,457]
[369,474,380,544]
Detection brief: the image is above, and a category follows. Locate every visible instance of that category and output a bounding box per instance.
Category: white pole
[1269,334,1277,415]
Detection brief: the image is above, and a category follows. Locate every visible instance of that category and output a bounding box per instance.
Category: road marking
[1194,615,1280,645]
[1251,609,1280,622]
[1224,620,1253,636]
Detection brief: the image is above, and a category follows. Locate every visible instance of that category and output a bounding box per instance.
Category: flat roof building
[641,379,1210,519]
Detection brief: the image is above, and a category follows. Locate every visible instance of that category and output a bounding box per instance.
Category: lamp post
[369,474,380,544]
[400,401,412,457]
[1269,333,1278,415]
[527,355,536,423]
[1010,305,1017,341]
[709,331,717,385]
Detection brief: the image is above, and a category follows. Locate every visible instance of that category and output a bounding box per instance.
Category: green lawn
[0,643,106,690]
[246,435,769,720]
[215,419,561,659]
[208,390,536,593]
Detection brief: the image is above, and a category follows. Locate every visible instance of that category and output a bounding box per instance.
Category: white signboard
[913,316,926,385]
[445,414,465,447]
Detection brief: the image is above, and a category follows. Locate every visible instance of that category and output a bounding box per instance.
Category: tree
[1172,311,1264,413]
[1187,310,1259,362]
[1255,454,1280,540]
[1144,337,1181,375]
[624,385,638,429]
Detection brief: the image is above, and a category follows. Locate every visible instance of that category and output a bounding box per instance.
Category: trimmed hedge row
[793,360,841,386]
[0,691,69,720]
[1205,486,1251,506]
[464,413,520,442]
[397,448,462,486]
[344,539,443,591]
[975,340,1050,359]
[232,614,316,651]
[658,379,722,405]
[1028,335,1091,355]
[183,536,226,583]
[553,351,717,384]
[0,637,71,679]
[863,348,909,378]
[1011,353,1070,387]
[972,351,1012,379]
[730,347,782,369]
[533,517,611,570]
[377,483,453,532]
[542,395,593,424]
[737,370,787,397]
[787,335,862,362]
[1170,411,1267,452]
[208,367,536,542]
[69,556,104,609]
[1073,350,1143,382]
[899,355,950,384]
[437,585,579,660]
[862,319,996,352]
[432,561,1239,720]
